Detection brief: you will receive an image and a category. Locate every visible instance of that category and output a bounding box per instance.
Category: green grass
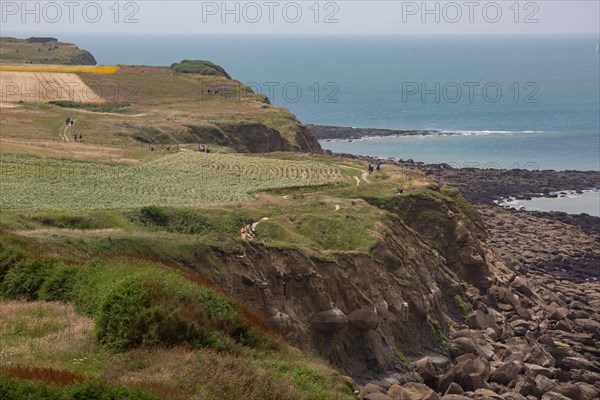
[453,294,470,316]
[0,37,96,65]
[428,319,448,344]
[0,376,158,400]
[393,347,411,369]
[0,152,343,211]
[170,60,231,78]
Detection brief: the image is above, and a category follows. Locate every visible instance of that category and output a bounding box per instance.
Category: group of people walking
[240,217,256,241]
[60,116,82,143]
[241,217,255,231]
[368,160,382,175]
[197,144,211,153]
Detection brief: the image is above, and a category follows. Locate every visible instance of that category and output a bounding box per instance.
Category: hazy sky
[1,1,599,35]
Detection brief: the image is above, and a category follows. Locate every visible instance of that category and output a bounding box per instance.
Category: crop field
[0,152,344,210]
[0,71,104,103]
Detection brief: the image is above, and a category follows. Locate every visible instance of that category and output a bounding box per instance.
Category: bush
[140,205,168,226]
[1,258,60,300]
[0,377,158,400]
[168,210,216,235]
[169,60,231,78]
[66,380,158,399]
[38,264,80,302]
[74,257,253,351]
[0,241,25,282]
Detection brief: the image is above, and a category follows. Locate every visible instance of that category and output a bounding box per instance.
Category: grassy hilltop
[0,37,96,65]
[0,38,492,399]
[1,64,321,154]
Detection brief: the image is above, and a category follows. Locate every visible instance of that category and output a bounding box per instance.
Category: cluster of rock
[356,265,600,400]
[419,164,600,207]
[478,205,600,282]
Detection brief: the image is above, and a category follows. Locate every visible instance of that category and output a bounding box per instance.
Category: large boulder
[364,394,393,400]
[444,383,464,395]
[348,307,379,330]
[415,358,438,387]
[465,310,498,331]
[550,307,569,321]
[500,392,527,400]
[360,383,387,398]
[391,382,440,400]
[450,337,481,358]
[523,346,556,368]
[554,383,583,400]
[490,361,524,385]
[438,357,490,393]
[511,276,534,297]
[311,308,347,333]
[560,357,599,372]
[471,388,503,399]
[267,311,293,333]
[541,392,571,400]
[535,374,558,393]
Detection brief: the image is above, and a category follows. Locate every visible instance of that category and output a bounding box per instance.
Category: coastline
[327,151,600,282]
[308,124,443,140]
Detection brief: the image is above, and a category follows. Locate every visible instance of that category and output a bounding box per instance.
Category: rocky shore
[337,157,600,400]
[308,125,442,140]
[356,269,600,400]
[418,162,600,280]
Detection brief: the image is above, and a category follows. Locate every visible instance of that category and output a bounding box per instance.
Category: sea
[11,33,600,213]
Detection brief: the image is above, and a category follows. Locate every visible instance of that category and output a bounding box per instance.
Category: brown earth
[0,71,104,103]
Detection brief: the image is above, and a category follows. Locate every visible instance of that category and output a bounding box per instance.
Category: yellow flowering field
[0,64,119,74]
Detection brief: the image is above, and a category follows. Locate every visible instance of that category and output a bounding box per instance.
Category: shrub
[74,257,253,351]
[140,205,168,226]
[38,264,80,302]
[0,377,158,400]
[0,241,25,282]
[168,210,216,235]
[169,60,231,78]
[66,381,158,399]
[1,258,60,300]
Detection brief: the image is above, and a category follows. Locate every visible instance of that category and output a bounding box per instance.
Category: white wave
[437,130,543,136]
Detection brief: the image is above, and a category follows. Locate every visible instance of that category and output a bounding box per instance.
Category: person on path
[376,160,381,172]
[368,163,374,175]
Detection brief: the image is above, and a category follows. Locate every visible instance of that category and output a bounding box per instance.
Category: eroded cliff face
[176,123,322,153]
[192,192,495,383]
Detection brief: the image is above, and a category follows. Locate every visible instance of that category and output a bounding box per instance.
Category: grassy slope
[0,146,470,398]
[1,65,311,151]
[0,40,476,398]
[0,37,96,65]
